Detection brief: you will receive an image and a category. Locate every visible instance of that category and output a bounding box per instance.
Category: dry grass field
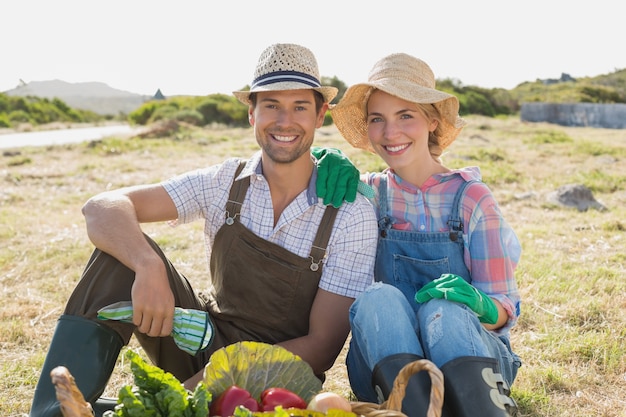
[1,115,625,416]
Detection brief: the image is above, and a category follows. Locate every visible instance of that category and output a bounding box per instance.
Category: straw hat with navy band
[233,43,338,105]
[331,53,467,153]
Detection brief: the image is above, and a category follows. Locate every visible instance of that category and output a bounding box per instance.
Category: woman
[327,53,521,417]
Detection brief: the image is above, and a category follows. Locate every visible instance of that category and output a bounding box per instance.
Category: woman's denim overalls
[346,176,521,402]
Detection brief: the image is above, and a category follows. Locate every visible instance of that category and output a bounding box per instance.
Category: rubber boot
[92,397,119,416]
[371,353,432,417]
[29,315,124,417]
[440,356,518,417]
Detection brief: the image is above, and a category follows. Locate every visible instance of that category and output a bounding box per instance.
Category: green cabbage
[203,342,322,403]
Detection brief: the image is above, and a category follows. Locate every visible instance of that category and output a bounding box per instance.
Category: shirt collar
[241,151,319,205]
[387,166,482,190]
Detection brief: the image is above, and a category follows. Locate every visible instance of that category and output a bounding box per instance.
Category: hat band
[251,70,322,90]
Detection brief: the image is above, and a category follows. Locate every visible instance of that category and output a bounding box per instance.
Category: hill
[511,68,626,104]
[3,80,155,116]
[4,67,626,121]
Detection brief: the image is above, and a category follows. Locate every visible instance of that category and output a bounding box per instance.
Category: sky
[2,0,623,97]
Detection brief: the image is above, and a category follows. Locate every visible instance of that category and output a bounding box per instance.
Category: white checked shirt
[162,151,377,298]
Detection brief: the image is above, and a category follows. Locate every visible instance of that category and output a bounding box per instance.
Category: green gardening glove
[415,274,499,324]
[313,146,360,208]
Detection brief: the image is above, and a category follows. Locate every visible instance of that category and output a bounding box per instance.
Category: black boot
[29,315,124,417]
[372,353,432,417]
[440,356,518,417]
[92,397,119,416]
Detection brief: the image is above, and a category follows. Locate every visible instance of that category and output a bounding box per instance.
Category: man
[30,43,378,417]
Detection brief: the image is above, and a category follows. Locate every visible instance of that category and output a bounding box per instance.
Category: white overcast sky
[2,0,623,96]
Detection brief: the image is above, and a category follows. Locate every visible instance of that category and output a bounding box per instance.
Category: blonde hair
[416,103,445,163]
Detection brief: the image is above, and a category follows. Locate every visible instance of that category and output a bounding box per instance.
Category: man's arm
[182,289,353,389]
[277,289,353,375]
[81,184,179,337]
[276,195,377,375]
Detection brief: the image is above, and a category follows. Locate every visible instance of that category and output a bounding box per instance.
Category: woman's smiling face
[366,90,438,172]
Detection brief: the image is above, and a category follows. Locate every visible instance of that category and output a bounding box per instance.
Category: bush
[458,90,496,117]
[196,99,222,125]
[172,109,204,126]
[28,100,65,124]
[128,102,159,125]
[147,105,178,124]
[215,100,248,126]
[0,113,10,128]
[195,95,248,126]
[0,94,9,113]
[8,110,33,124]
[0,94,99,126]
[323,111,333,126]
[578,85,624,103]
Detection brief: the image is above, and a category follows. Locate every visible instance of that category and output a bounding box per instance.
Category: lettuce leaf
[189,382,210,417]
[103,349,211,417]
[116,385,159,417]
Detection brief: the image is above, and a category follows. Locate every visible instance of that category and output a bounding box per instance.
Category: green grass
[1,116,625,416]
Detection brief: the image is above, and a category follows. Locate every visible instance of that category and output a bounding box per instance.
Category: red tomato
[209,385,260,417]
[260,387,307,411]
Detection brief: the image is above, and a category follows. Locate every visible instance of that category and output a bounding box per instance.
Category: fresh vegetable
[210,385,260,417]
[233,406,356,417]
[307,392,352,413]
[260,387,307,411]
[103,349,210,417]
[203,342,322,403]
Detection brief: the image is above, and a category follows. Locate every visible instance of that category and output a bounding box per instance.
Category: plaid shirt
[363,166,521,330]
[162,151,378,299]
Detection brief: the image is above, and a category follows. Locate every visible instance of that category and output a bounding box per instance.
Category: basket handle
[384,359,444,417]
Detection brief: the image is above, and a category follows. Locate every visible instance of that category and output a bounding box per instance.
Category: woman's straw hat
[331,53,466,153]
[233,43,338,105]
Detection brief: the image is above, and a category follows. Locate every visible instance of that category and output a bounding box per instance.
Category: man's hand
[415,274,499,324]
[312,147,359,208]
[130,259,175,337]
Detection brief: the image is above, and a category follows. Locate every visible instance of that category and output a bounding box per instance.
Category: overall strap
[225,159,338,271]
[447,179,478,241]
[377,176,393,234]
[308,206,339,271]
[379,175,388,213]
[225,161,248,225]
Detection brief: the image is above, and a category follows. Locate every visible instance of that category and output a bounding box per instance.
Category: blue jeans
[346,282,521,402]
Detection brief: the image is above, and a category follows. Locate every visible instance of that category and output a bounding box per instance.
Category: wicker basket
[350,359,444,417]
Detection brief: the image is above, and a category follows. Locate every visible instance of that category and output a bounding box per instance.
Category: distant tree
[8,110,33,124]
[172,109,204,125]
[578,85,624,103]
[128,102,159,125]
[0,93,8,113]
[322,76,348,105]
[153,89,166,100]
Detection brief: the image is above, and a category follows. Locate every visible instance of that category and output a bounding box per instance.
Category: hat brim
[332,81,466,153]
[233,82,338,105]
